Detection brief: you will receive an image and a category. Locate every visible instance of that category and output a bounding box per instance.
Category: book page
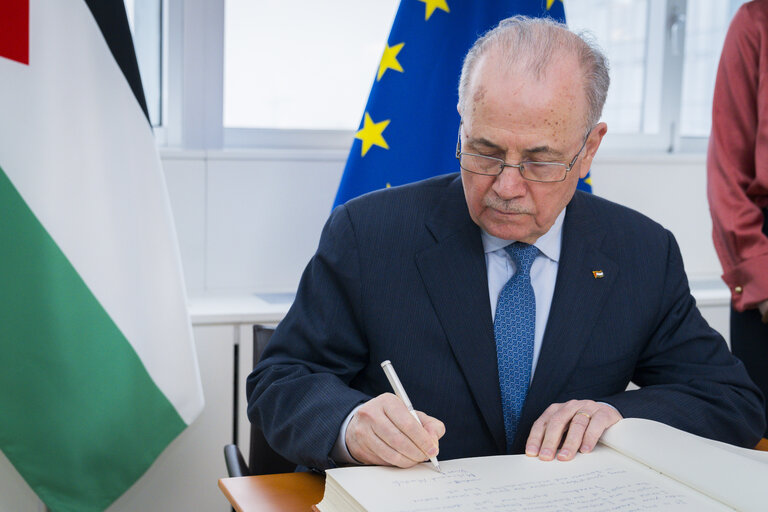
[699,436,768,464]
[600,418,768,512]
[319,445,730,512]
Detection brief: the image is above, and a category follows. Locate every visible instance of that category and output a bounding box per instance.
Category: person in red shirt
[708,0,768,435]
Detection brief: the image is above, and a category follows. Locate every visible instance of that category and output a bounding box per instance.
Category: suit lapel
[415,178,506,453]
[518,192,618,441]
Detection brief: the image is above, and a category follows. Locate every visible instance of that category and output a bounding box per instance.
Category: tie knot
[505,242,538,275]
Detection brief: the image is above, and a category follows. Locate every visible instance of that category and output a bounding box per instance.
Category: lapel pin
[592,270,604,279]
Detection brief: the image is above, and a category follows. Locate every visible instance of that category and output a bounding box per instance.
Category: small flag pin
[592,270,604,279]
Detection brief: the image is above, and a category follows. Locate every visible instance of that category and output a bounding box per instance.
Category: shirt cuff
[722,252,768,311]
[331,404,364,465]
[598,401,619,414]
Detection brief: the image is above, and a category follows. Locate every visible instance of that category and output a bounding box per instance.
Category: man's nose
[492,165,527,199]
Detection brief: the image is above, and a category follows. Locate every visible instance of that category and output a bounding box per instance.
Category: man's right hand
[345,393,445,467]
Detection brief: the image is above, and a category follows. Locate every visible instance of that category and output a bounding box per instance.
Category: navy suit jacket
[247,173,764,470]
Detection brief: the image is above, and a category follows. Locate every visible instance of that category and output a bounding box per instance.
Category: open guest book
[314,418,768,512]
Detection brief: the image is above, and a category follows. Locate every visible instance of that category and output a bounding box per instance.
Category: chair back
[247,325,297,475]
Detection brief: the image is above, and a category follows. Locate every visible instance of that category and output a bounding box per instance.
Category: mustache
[484,195,532,214]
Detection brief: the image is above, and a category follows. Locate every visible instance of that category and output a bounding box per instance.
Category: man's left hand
[525,400,622,461]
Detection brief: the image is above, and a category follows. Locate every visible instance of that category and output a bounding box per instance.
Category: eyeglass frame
[455,123,594,183]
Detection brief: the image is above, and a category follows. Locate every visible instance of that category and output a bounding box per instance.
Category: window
[124,0,163,127]
[566,0,747,149]
[127,1,751,151]
[223,0,399,131]
[680,0,746,137]
[567,0,650,134]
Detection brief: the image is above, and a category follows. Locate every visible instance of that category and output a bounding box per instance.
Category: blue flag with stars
[334,0,591,208]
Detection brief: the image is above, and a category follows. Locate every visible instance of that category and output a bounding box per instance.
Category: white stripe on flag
[0,0,203,423]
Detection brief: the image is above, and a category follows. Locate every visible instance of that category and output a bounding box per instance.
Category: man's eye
[467,148,497,158]
[472,155,498,165]
[524,161,557,169]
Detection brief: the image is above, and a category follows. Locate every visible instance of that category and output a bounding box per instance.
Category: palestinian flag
[0,1,204,511]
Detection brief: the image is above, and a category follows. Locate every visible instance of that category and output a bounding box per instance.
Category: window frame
[156,0,723,154]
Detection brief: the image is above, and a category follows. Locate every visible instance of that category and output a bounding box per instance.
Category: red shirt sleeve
[707,0,768,311]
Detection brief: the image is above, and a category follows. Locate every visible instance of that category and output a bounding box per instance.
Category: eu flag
[334,0,590,208]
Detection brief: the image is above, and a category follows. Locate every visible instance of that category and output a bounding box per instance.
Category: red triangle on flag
[0,0,29,65]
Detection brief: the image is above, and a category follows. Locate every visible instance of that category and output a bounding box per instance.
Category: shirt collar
[480,208,565,263]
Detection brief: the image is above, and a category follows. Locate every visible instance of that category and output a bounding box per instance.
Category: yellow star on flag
[418,0,449,20]
[355,113,390,156]
[546,0,563,9]
[377,42,405,81]
[584,176,593,186]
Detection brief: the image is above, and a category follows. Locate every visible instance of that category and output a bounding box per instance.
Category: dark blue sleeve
[603,230,765,447]
[246,205,372,470]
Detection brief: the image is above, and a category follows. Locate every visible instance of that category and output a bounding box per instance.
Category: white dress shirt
[332,209,566,464]
[482,208,564,380]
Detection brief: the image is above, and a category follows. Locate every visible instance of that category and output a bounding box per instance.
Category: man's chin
[480,215,539,243]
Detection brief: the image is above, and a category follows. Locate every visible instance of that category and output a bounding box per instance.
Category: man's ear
[579,122,607,179]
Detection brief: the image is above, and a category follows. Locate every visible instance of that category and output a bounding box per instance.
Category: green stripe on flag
[0,165,187,512]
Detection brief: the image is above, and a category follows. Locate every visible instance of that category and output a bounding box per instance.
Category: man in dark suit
[247,16,765,471]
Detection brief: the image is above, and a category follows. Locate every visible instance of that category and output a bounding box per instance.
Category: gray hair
[457,16,610,131]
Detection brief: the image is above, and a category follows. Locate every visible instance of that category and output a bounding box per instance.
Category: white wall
[163,147,730,340]
[591,152,718,280]
[162,148,347,294]
[164,148,725,295]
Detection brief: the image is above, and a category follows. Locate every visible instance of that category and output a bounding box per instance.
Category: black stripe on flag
[83,0,150,124]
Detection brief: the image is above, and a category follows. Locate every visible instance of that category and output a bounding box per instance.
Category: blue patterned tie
[494,242,538,452]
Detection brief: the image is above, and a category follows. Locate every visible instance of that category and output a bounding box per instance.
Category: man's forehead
[471,45,581,92]
[465,49,587,131]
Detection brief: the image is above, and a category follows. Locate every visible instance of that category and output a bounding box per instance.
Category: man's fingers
[525,402,560,457]
[346,393,443,467]
[538,400,583,460]
[555,410,592,460]
[348,414,417,467]
[526,400,623,461]
[579,406,621,453]
[357,395,426,463]
[380,404,437,461]
[367,427,423,467]
[416,411,446,446]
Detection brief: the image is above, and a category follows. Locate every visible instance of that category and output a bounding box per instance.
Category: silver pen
[380,360,442,472]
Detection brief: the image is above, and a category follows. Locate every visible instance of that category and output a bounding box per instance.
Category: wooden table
[219,472,324,512]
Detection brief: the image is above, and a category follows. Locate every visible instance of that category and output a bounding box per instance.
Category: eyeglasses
[455,124,591,183]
